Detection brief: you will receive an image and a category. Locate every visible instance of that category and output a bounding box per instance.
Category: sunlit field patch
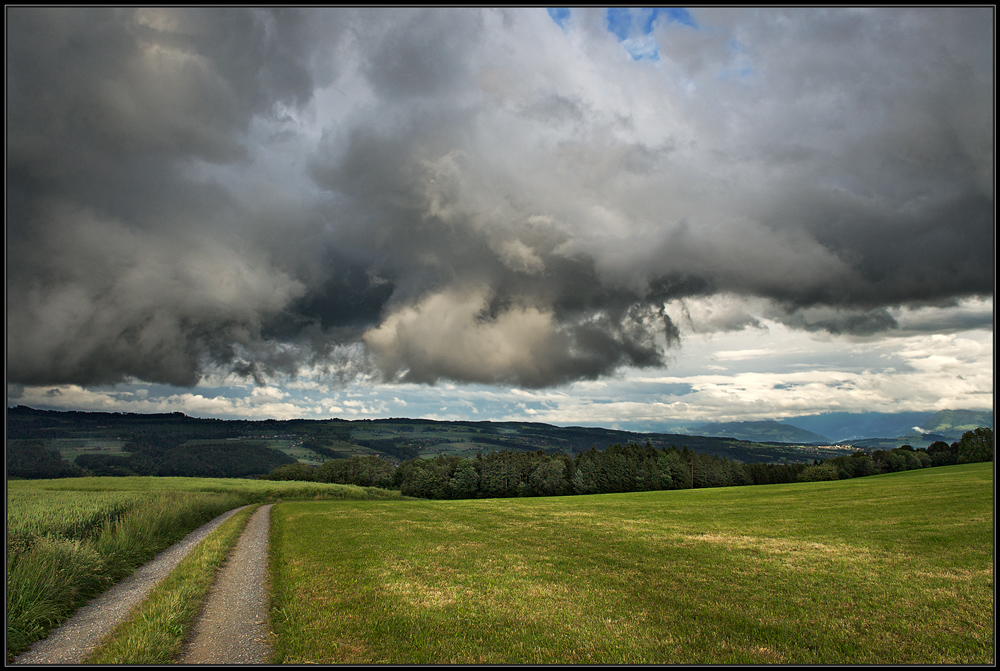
[270,463,992,664]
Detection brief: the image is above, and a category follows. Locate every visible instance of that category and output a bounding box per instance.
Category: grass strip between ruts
[84,504,259,664]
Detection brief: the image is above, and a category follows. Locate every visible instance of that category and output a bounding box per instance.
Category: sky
[6,7,994,431]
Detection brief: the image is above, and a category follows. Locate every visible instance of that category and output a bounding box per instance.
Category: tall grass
[269,463,993,664]
[8,490,138,544]
[8,475,406,500]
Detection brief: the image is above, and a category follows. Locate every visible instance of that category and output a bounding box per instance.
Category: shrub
[797,464,839,482]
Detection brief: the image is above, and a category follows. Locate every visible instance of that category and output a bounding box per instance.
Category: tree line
[262,428,993,499]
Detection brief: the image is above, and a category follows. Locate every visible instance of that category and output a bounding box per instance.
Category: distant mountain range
[686,420,830,444]
[840,409,994,449]
[777,412,935,443]
[918,409,995,435]
[675,410,992,446]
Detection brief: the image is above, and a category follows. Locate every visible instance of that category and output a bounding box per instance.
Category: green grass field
[47,437,129,463]
[269,463,993,664]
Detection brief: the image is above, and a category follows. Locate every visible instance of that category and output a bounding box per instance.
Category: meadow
[6,476,403,660]
[6,465,992,664]
[269,463,993,664]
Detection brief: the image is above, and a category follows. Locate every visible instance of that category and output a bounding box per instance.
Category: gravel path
[177,503,274,664]
[12,505,249,665]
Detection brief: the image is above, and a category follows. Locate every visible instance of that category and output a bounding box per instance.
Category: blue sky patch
[547,8,571,30]
[604,7,699,61]
[606,8,633,41]
[547,8,698,60]
[662,7,696,29]
[609,7,698,39]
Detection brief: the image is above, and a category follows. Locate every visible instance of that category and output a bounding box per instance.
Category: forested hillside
[7,406,857,479]
[7,406,991,484]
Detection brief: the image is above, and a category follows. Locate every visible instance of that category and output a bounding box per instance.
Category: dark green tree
[926,440,958,466]
[529,457,568,496]
[957,427,993,463]
[266,462,319,481]
[8,440,82,479]
[448,458,481,498]
[797,464,839,482]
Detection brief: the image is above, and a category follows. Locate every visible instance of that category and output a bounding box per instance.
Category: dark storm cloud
[6,8,993,390]
[706,7,995,308]
[7,7,324,386]
[784,308,900,338]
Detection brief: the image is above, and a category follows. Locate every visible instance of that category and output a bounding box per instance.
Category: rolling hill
[7,405,992,479]
[684,420,830,444]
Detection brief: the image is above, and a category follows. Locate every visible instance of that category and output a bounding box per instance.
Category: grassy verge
[270,463,993,664]
[84,505,258,664]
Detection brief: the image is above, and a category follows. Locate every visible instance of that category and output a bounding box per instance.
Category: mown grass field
[40,437,129,465]
[269,463,993,664]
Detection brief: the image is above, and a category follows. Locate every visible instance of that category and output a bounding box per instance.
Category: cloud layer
[7,8,994,390]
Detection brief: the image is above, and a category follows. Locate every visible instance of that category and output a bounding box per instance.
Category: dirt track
[12,504,273,665]
[177,504,274,664]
